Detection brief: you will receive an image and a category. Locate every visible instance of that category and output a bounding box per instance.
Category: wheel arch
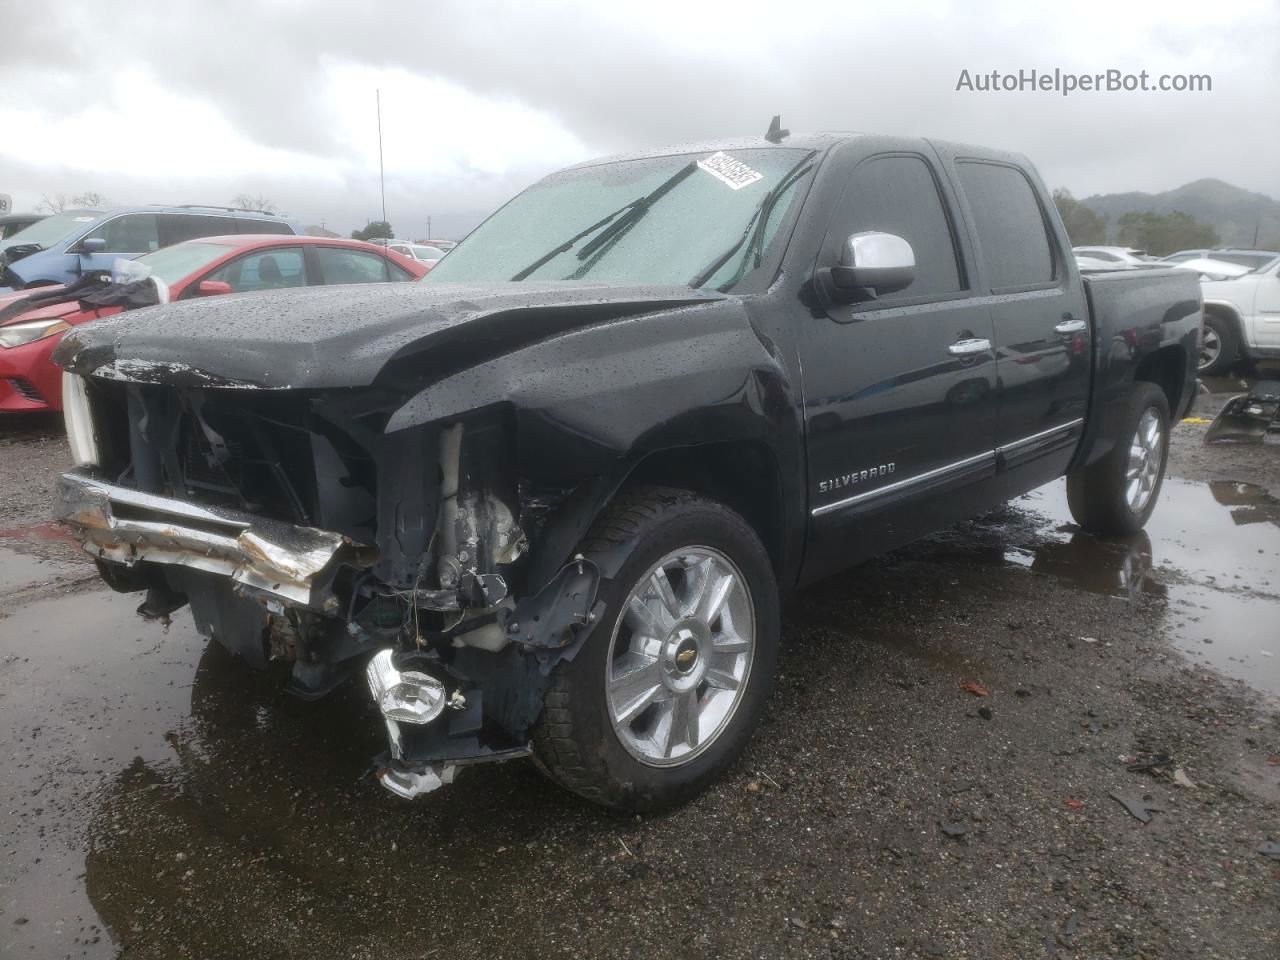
[619,440,788,583]
[1133,344,1190,419]
[1202,299,1247,347]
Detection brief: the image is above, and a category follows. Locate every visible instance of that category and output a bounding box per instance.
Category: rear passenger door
[312,246,413,284]
[799,149,998,581]
[953,161,1090,480]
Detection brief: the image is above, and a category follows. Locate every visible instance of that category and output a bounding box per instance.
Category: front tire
[532,487,780,812]
[1067,382,1170,537]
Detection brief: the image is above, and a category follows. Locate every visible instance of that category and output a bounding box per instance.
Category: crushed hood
[53,281,724,390]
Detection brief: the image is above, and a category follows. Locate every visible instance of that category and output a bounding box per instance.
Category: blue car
[0,205,302,291]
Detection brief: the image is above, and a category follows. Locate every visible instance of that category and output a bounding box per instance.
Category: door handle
[948,338,991,357]
[1055,317,1087,334]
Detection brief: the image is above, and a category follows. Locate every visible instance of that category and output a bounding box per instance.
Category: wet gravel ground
[1,378,1279,960]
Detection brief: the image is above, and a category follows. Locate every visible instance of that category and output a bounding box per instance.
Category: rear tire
[1198,312,1237,376]
[1067,382,1170,537]
[532,487,780,812]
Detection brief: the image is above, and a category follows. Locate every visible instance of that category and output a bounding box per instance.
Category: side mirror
[830,232,915,295]
[196,280,233,297]
[79,237,106,255]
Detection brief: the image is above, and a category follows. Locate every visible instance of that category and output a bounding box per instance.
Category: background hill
[1080,179,1280,250]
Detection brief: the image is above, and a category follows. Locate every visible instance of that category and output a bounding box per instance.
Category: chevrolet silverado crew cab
[53,131,1200,811]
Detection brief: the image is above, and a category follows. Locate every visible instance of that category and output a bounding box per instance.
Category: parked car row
[387,241,447,265]
[0,205,302,291]
[0,235,426,412]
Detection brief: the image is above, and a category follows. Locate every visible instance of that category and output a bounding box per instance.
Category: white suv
[1200,254,1280,374]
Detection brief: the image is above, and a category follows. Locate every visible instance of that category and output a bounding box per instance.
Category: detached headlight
[0,318,71,349]
[366,649,447,725]
[62,374,100,467]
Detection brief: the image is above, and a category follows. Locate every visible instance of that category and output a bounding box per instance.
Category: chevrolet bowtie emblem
[676,648,697,666]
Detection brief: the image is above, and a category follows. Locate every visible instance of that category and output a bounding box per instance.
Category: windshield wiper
[510,202,640,281]
[573,161,697,265]
[688,150,817,290]
[509,160,697,282]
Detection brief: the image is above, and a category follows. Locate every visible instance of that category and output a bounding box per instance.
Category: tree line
[1052,188,1219,255]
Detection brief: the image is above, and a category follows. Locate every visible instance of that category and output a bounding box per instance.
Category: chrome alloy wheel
[605,546,755,767]
[1125,408,1164,512]
[1199,323,1221,371]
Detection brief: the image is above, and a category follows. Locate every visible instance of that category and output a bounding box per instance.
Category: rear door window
[956,162,1057,290]
[236,218,294,235]
[314,246,411,283]
[159,214,238,246]
[82,214,160,254]
[206,247,307,292]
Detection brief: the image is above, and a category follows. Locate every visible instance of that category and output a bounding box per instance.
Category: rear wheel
[532,487,779,812]
[1198,312,1237,376]
[1067,382,1170,537]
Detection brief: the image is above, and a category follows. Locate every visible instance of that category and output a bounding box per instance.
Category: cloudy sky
[1,0,1276,239]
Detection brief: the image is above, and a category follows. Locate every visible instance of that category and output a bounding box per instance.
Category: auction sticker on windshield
[697,152,764,190]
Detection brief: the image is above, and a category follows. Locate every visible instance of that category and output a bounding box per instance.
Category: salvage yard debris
[1110,791,1162,824]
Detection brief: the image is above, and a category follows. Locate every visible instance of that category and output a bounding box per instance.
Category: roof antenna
[764,115,789,144]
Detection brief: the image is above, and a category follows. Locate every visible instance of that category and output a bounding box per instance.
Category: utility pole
[376,89,387,228]
[427,216,431,241]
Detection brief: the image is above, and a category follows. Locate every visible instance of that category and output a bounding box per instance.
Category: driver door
[798,150,998,583]
[74,213,160,278]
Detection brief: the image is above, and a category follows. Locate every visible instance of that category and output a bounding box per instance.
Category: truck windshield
[424,148,815,291]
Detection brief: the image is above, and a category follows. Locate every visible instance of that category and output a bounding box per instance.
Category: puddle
[0,475,1275,957]
[0,587,576,958]
[0,543,89,597]
[1012,478,1280,695]
[0,590,206,958]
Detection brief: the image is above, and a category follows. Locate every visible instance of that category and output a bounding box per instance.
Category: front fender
[385,299,801,588]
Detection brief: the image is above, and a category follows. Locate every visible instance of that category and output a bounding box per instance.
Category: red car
[0,235,427,413]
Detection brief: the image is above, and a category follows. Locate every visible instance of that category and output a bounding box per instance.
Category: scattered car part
[1205,380,1280,443]
[1109,791,1161,824]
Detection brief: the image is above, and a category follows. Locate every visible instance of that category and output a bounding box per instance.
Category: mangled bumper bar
[55,470,603,801]
[53,470,375,608]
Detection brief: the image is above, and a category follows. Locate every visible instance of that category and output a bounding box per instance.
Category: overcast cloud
[1,0,1275,239]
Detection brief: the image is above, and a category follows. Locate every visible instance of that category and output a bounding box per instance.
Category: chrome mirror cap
[832,231,916,294]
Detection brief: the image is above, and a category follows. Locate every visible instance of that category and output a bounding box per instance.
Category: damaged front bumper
[55,468,604,801]
[54,470,375,609]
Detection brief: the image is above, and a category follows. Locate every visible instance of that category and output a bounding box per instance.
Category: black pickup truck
[52,131,1200,811]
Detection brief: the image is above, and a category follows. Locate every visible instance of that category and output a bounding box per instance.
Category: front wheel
[1067,382,1170,537]
[532,487,780,812]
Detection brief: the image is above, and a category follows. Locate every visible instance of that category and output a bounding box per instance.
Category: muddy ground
[1,378,1278,960]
